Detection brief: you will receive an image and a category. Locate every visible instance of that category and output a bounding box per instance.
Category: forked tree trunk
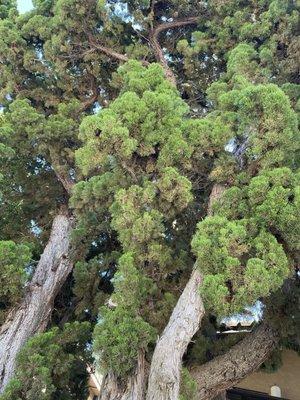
[0,212,74,393]
[99,351,147,400]
[98,322,278,400]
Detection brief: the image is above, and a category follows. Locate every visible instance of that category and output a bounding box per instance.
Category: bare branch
[149,16,199,86]
[152,16,199,39]
[86,40,129,63]
[87,34,149,67]
[55,171,74,194]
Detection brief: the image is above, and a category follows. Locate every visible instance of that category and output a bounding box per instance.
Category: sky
[17,0,33,13]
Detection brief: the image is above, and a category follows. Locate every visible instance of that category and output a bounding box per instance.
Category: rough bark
[190,323,279,400]
[213,392,227,400]
[0,212,74,393]
[99,351,147,400]
[146,268,205,400]
[146,185,225,400]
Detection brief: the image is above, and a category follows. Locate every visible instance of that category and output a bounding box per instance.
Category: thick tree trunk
[190,323,279,400]
[99,351,147,400]
[146,268,205,400]
[0,212,74,393]
[146,184,224,400]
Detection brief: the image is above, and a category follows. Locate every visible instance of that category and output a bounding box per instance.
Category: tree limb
[190,323,279,400]
[152,17,199,38]
[85,17,199,86]
[149,17,199,86]
[86,39,130,63]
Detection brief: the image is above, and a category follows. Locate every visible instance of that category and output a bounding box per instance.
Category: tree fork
[0,212,74,393]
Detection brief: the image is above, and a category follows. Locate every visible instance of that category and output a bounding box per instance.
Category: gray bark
[146,184,225,400]
[146,268,205,400]
[190,323,279,400]
[0,212,74,393]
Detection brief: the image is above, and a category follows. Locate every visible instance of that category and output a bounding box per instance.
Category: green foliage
[192,216,290,315]
[216,167,300,252]
[0,241,31,324]
[179,368,197,400]
[188,26,299,317]
[93,253,156,376]
[1,0,299,392]
[73,254,117,320]
[0,322,91,400]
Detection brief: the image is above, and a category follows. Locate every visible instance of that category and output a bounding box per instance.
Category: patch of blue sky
[17,0,33,13]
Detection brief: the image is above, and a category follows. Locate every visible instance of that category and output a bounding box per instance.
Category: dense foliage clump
[0,241,31,324]
[1,322,91,400]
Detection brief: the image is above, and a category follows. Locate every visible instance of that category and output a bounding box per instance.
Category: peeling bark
[190,323,279,400]
[0,212,74,393]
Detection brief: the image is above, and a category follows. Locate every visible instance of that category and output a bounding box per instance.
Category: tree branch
[152,17,199,38]
[190,323,279,400]
[86,34,149,67]
[149,17,199,86]
[85,17,199,86]
[86,40,129,63]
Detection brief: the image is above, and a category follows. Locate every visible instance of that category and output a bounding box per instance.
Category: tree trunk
[146,185,224,400]
[99,351,147,400]
[213,392,227,400]
[146,268,205,400]
[190,323,279,400]
[0,212,74,393]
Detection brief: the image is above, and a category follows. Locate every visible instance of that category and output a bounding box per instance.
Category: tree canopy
[0,1,299,399]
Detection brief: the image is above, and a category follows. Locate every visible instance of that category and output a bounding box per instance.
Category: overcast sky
[17,0,33,13]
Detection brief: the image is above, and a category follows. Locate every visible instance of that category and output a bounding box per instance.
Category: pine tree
[0,1,299,399]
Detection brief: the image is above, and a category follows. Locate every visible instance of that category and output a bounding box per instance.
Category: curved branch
[152,17,199,38]
[149,17,199,86]
[190,323,279,400]
[85,17,199,86]
[86,35,149,67]
[79,73,100,112]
